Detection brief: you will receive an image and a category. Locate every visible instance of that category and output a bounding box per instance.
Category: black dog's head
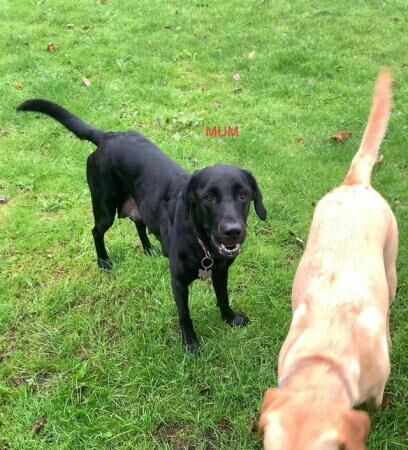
[184,164,267,258]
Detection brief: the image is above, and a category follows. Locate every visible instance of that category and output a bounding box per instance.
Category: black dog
[17,99,267,352]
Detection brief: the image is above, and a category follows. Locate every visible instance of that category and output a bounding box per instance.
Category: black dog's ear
[183,170,200,220]
[242,170,267,220]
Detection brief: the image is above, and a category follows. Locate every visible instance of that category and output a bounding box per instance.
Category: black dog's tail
[17,99,105,146]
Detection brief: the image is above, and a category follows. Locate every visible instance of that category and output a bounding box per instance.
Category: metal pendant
[198,268,212,280]
[198,256,214,281]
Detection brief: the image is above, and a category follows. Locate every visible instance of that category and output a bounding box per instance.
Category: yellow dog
[260,69,397,450]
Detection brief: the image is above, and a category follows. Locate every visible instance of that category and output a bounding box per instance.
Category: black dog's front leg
[212,269,249,326]
[171,277,199,353]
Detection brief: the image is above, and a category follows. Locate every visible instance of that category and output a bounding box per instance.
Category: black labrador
[17,99,267,352]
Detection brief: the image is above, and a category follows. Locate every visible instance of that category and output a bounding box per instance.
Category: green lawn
[1,0,407,448]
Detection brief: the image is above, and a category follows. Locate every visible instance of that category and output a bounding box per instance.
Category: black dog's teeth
[211,236,241,257]
[218,243,241,256]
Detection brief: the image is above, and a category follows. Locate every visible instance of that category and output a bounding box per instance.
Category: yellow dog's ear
[259,388,288,433]
[340,409,370,450]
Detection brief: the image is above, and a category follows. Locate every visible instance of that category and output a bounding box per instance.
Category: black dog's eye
[205,192,215,203]
[239,191,248,200]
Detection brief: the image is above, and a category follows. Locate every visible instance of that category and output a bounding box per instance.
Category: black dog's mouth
[211,235,241,258]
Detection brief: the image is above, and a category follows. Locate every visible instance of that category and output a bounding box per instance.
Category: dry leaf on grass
[15,82,24,90]
[289,230,305,249]
[47,42,57,52]
[330,130,352,142]
[232,72,240,82]
[32,415,47,434]
[376,154,385,164]
[247,418,258,433]
[295,136,304,143]
[81,77,91,87]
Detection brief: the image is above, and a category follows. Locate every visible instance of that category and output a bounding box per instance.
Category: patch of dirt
[156,423,196,450]
[198,385,211,396]
[34,371,53,391]
[7,370,53,392]
[7,375,27,388]
[202,428,217,449]
[218,417,233,433]
[202,418,234,449]
[99,319,121,343]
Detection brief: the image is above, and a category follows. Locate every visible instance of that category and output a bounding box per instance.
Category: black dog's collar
[196,236,214,281]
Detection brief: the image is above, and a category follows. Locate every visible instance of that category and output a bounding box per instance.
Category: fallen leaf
[289,230,305,249]
[330,130,352,143]
[247,418,258,433]
[232,72,240,82]
[380,393,391,408]
[248,50,256,60]
[295,136,304,143]
[47,42,57,52]
[0,195,9,204]
[81,77,91,87]
[15,82,24,90]
[376,154,385,164]
[32,415,47,434]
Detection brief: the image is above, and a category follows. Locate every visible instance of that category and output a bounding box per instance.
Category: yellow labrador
[260,69,397,450]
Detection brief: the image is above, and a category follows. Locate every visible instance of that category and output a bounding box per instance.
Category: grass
[0,0,407,448]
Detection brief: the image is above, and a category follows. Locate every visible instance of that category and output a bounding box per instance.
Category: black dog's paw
[182,333,200,354]
[185,340,200,354]
[225,312,249,327]
[98,258,113,271]
[144,245,161,257]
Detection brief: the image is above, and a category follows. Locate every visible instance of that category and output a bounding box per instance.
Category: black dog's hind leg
[212,269,249,326]
[171,277,199,353]
[134,222,156,255]
[119,197,157,256]
[87,155,117,270]
[91,200,116,270]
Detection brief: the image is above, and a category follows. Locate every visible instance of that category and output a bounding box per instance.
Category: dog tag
[198,268,212,280]
[198,256,214,281]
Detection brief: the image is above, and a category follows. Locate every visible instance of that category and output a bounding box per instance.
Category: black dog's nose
[222,223,243,239]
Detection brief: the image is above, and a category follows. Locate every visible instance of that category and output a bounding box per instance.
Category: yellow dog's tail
[344,69,392,186]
